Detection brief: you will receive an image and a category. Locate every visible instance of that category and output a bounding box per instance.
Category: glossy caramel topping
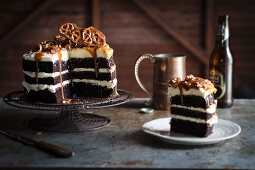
[34,52,43,61]
[169,74,217,93]
[32,41,62,54]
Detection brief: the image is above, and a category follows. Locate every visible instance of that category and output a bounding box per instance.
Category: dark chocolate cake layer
[24,72,70,85]
[171,106,213,120]
[22,60,69,73]
[72,82,117,98]
[68,57,114,69]
[70,71,116,81]
[171,94,214,109]
[171,118,213,137]
[24,84,71,103]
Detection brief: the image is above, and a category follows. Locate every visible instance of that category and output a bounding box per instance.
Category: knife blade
[0,130,74,158]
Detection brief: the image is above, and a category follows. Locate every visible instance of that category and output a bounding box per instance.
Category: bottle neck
[216,37,229,49]
[215,17,230,49]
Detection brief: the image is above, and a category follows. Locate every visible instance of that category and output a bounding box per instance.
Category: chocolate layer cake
[22,23,118,103]
[22,41,71,103]
[68,45,117,98]
[168,75,218,137]
[58,24,117,98]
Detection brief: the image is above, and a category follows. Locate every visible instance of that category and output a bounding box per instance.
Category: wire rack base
[28,110,111,132]
[4,89,133,132]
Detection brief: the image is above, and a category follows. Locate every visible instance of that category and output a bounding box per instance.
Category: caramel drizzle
[58,51,65,101]
[169,75,217,106]
[57,23,105,79]
[170,75,216,92]
[35,52,43,89]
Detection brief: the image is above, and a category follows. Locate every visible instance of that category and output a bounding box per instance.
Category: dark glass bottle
[209,15,233,108]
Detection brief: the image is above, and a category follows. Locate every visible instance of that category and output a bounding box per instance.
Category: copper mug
[134,53,186,110]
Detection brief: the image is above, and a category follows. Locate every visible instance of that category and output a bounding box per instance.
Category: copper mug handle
[135,53,186,110]
[134,54,155,106]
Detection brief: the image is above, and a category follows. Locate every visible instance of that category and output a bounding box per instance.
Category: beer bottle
[209,15,233,108]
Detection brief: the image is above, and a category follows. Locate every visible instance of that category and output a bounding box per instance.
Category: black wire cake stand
[3,89,133,132]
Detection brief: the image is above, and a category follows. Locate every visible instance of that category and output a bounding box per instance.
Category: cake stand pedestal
[3,90,133,132]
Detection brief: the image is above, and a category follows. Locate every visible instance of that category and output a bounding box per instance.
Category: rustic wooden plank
[133,0,209,67]
[92,0,101,29]
[0,0,58,52]
[102,1,202,46]
[32,14,86,28]
[0,0,41,13]
[204,0,215,52]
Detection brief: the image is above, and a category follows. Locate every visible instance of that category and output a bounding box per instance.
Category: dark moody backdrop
[0,0,254,98]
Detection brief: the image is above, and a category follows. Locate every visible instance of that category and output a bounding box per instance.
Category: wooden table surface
[0,98,254,170]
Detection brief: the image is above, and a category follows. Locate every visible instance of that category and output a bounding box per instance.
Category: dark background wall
[0,0,254,98]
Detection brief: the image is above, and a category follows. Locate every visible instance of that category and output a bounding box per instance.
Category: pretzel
[81,28,93,46]
[91,27,106,46]
[58,24,106,47]
[81,27,106,47]
[55,35,66,42]
[59,23,78,39]
[71,29,81,44]
[41,41,56,48]
[92,31,105,46]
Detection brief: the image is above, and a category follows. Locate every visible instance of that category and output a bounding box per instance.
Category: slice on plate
[142,117,241,145]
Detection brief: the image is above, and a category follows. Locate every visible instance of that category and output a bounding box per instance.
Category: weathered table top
[0,98,254,169]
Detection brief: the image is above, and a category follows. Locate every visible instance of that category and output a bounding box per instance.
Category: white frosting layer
[68,44,113,59]
[22,80,71,93]
[72,78,117,89]
[171,114,218,126]
[168,86,213,98]
[72,64,116,73]
[69,48,92,58]
[23,70,69,78]
[171,103,217,114]
[23,49,69,62]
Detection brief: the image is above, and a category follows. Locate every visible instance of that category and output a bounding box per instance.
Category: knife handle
[36,141,75,158]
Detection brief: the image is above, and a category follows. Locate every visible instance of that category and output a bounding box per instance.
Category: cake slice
[22,41,71,103]
[168,74,218,137]
[68,45,117,98]
[57,23,118,98]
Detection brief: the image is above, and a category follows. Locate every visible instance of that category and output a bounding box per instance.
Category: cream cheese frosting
[72,78,117,89]
[171,103,217,114]
[168,86,214,98]
[23,44,113,62]
[68,44,113,59]
[23,70,69,78]
[23,49,69,62]
[22,80,71,93]
[72,64,116,73]
[171,114,218,126]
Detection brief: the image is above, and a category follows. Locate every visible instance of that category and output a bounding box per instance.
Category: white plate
[142,118,241,145]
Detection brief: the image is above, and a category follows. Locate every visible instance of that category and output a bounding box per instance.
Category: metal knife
[0,130,74,158]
